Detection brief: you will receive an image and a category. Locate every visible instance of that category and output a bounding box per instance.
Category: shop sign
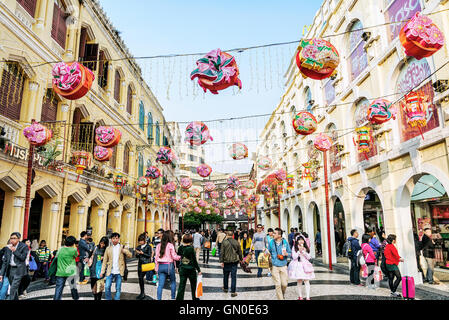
[385,0,421,41]
[2,141,44,166]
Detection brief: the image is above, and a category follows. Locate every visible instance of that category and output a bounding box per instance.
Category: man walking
[0,232,29,300]
[267,228,291,300]
[217,229,226,257]
[348,229,362,286]
[78,231,89,285]
[220,230,242,297]
[251,224,268,278]
[422,227,436,284]
[193,229,203,262]
[315,229,322,255]
[288,228,295,249]
[100,233,132,300]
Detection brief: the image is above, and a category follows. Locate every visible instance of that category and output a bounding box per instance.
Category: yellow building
[0,0,176,251]
[257,0,449,284]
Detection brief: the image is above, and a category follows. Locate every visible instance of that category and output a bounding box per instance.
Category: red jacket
[384,243,400,265]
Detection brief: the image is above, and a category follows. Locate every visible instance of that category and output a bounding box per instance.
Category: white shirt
[111,244,121,274]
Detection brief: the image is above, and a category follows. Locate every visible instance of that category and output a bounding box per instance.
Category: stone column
[40,199,61,250]
[115,142,124,172]
[68,201,88,238]
[90,205,108,244]
[108,206,122,235]
[0,190,25,245]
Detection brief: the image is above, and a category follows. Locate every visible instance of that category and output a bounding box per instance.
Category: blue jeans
[223,262,238,293]
[255,250,263,277]
[105,273,123,300]
[53,276,79,300]
[157,263,176,300]
[0,277,10,300]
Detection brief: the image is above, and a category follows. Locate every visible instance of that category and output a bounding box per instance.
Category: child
[288,234,315,300]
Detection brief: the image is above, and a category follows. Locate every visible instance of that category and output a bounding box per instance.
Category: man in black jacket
[78,231,89,284]
[422,228,436,284]
[347,229,362,286]
[220,231,243,297]
[0,232,29,300]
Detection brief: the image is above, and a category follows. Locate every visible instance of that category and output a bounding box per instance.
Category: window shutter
[51,3,58,41]
[41,90,58,122]
[126,86,132,114]
[114,70,121,102]
[56,7,67,49]
[147,112,153,140]
[98,51,105,77]
[0,63,24,121]
[139,102,145,130]
[17,0,37,17]
[78,27,87,59]
[110,145,117,169]
[123,145,130,174]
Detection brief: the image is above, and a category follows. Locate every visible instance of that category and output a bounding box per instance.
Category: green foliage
[183,210,224,229]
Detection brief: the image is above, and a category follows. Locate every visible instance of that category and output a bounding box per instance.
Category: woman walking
[201,230,211,264]
[53,236,79,300]
[288,234,315,300]
[240,232,252,258]
[384,234,404,297]
[89,236,108,301]
[136,233,153,300]
[176,234,202,300]
[361,234,377,289]
[155,230,180,300]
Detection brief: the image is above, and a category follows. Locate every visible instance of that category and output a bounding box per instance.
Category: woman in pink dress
[288,234,315,300]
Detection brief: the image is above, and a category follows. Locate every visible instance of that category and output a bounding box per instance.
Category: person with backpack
[384,234,404,297]
[201,230,211,265]
[288,234,315,300]
[176,233,202,300]
[53,236,80,300]
[361,234,377,289]
[268,228,292,300]
[220,230,243,298]
[33,240,51,282]
[347,229,362,286]
[89,236,108,301]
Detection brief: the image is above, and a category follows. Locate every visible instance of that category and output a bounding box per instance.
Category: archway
[136,206,145,245]
[154,211,161,234]
[283,208,290,232]
[28,192,44,241]
[363,189,384,234]
[306,202,320,258]
[410,174,449,274]
[0,189,4,234]
[294,205,303,231]
[333,197,346,258]
[312,203,321,256]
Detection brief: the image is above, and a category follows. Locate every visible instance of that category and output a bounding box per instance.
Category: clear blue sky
[99,0,322,172]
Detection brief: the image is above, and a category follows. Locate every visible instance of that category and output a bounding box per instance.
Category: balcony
[0,115,22,144]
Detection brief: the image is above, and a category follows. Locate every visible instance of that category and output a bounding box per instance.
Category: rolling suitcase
[402,276,415,300]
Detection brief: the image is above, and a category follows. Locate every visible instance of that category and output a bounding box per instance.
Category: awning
[411,174,447,202]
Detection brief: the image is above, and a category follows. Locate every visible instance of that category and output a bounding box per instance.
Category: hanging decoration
[190,48,242,94]
[145,166,161,179]
[72,151,90,182]
[165,181,177,193]
[353,126,372,161]
[367,99,396,124]
[185,121,213,146]
[197,164,212,177]
[399,12,445,60]
[402,91,429,139]
[210,191,219,199]
[302,162,314,187]
[190,189,201,198]
[95,126,121,148]
[245,180,257,189]
[113,174,127,193]
[156,146,175,164]
[227,176,241,189]
[287,175,294,191]
[235,199,242,207]
[257,157,272,170]
[23,121,53,146]
[180,177,193,190]
[313,133,333,152]
[295,38,340,80]
[214,208,220,214]
[212,200,219,208]
[198,199,207,208]
[137,176,150,188]
[277,183,284,196]
[275,168,287,182]
[52,62,94,100]
[204,182,216,192]
[229,143,248,160]
[194,206,202,213]
[240,187,249,197]
[181,191,189,199]
[169,196,177,206]
[93,146,112,162]
[260,184,271,194]
[224,209,231,216]
[226,199,234,207]
[292,111,318,135]
[225,188,236,199]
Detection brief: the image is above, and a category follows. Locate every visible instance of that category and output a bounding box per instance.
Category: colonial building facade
[0,0,175,250]
[256,0,449,284]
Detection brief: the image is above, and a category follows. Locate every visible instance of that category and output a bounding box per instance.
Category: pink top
[361,243,376,263]
[154,243,180,272]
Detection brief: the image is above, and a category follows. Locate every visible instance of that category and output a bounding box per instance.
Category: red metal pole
[182,211,184,234]
[168,205,172,231]
[23,143,35,239]
[254,206,257,227]
[323,151,333,271]
[278,193,281,228]
[144,187,148,233]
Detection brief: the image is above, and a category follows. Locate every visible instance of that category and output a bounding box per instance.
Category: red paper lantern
[295,39,339,80]
[292,111,317,135]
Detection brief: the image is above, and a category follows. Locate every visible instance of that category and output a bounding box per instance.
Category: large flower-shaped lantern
[95,126,121,148]
[295,39,340,80]
[367,99,396,125]
[257,157,272,170]
[93,146,113,162]
[292,111,318,135]
[197,164,212,177]
[227,176,241,189]
[313,133,333,152]
[229,143,248,160]
[204,182,216,192]
[52,62,94,100]
[145,166,161,179]
[156,147,176,164]
[190,48,242,94]
[185,121,213,146]
[23,121,53,147]
[180,177,193,190]
[225,188,236,199]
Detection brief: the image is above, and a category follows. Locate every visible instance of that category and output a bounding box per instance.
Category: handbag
[29,256,38,271]
[142,262,155,272]
[211,247,217,256]
[302,259,314,273]
[88,247,97,268]
[257,253,270,269]
[374,265,383,281]
[204,241,211,249]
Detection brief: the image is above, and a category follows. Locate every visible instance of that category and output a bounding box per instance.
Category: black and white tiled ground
[23,256,415,300]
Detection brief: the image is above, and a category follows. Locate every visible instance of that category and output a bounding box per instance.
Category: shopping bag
[374,265,383,282]
[29,256,38,271]
[95,260,102,279]
[211,247,217,256]
[195,275,203,298]
[243,253,252,264]
[83,264,90,277]
[48,258,58,278]
[142,262,155,272]
[361,264,368,278]
[257,253,270,269]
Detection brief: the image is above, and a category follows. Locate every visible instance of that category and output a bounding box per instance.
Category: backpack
[356,249,366,266]
[343,239,351,258]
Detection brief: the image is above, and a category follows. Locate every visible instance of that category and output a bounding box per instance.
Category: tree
[183,210,224,229]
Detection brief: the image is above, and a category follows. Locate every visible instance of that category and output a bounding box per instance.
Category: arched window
[147,112,153,141]
[155,121,160,146]
[126,85,133,114]
[138,153,144,177]
[348,20,368,81]
[354,98,377,162]
[305,87,313,113]
[139,101,145,131]
[114,70,121,102]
